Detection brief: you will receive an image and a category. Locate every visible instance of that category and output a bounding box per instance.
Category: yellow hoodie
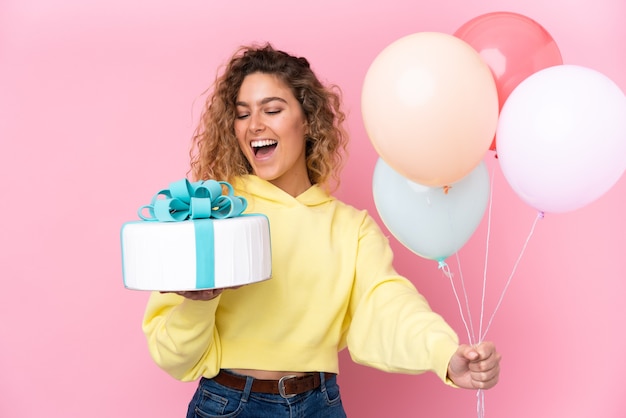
[142,175,459,383]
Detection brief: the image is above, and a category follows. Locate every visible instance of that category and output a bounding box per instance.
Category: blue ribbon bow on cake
[139,179,247,222]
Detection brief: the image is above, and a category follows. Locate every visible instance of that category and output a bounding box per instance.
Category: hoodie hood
[233,175,335,209]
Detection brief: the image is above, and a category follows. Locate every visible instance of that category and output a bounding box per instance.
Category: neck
[270,176,312,197]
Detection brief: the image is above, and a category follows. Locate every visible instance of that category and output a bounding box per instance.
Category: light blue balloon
[372,158,490,261]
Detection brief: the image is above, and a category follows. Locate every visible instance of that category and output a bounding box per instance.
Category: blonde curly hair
[189,43,348,191]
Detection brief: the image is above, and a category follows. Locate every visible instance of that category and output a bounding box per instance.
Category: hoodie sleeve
[346,213,459,384]
[142,292,222,381]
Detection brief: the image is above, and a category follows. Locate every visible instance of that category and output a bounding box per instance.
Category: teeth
[251,139,277,148]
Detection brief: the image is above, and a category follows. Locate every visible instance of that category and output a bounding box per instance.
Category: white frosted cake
[121,215,272,291]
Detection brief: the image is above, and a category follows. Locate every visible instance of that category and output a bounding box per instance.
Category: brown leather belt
[213,370,336,398]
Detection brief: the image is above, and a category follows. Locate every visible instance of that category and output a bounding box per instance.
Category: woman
[142,43,501,418]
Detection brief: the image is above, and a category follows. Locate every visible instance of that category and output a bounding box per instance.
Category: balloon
[362,32,498,187]
[497,65,626,213]
[454,11,563,151]
[372,158,490,261]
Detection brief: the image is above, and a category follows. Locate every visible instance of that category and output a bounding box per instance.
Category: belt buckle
[278,375,298,398]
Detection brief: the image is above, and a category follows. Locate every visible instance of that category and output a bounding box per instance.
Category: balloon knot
[443,185,452,194]
[437,260,453,279]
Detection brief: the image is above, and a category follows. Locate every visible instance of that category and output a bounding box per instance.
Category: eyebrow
[235,96,288,107]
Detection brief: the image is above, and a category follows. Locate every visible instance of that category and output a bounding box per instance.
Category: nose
[248,111,265,134]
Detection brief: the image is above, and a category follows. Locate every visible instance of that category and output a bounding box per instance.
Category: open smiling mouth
[251,139,278,158]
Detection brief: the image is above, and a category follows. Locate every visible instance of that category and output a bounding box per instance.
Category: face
[234,72,309,196]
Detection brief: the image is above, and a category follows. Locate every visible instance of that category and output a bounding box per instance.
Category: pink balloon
[454,12,563,151]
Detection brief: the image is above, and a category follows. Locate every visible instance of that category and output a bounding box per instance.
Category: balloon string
[478,165,497,342]
[476,218,541,418]
[441,261,484,417]
[444,165,543,418]
[477,388,485,418]
[479,210,543,341]
[473,163,498,418]
[439,261,473,344]
[453,253,476,344]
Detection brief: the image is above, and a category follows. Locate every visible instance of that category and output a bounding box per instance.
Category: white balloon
[496,64,626,213]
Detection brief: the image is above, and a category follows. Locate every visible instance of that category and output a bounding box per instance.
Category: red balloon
[454,12,563,151]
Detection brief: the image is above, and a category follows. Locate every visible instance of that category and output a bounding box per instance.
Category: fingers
[469,361,500,389]
[161,288,225,300]
[468,342,502,390]
[160,284,246,301]
[474,341,497,359]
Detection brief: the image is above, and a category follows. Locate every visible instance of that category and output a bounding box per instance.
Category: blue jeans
[186,372,347,418]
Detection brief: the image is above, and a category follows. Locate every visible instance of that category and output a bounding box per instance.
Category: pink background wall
[2,1,625,417]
